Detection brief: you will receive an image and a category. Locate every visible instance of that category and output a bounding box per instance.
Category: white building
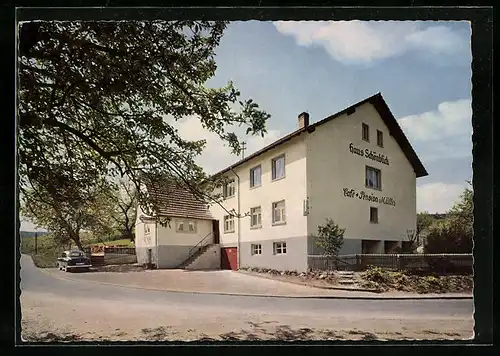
[135,180,221,270]
[134,93,427,272]
[210,93,427,272]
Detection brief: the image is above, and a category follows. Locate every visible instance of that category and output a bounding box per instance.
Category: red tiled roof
[214,92,428,178]
[145,180,214,221]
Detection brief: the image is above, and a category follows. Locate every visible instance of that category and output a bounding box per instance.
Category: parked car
[57,250,92,272]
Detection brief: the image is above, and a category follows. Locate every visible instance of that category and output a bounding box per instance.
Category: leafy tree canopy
[425,182,473,254]
[21,179,113,251]
[18,21,271,216]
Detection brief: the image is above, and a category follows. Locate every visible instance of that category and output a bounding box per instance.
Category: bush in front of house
[359,266,473,294]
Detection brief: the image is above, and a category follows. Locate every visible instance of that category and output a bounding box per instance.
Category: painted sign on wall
[349,143,389,165]
[343,188,396,206]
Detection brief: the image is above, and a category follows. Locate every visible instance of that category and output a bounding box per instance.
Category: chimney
[298,112,309,129]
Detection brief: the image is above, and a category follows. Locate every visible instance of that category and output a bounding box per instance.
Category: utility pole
[34,232,38,254]
[241,142,246,159]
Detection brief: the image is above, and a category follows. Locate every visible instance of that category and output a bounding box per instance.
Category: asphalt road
[20,254,473,320]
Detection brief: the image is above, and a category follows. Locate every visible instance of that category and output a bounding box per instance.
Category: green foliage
[312,219,345,257]
[360,266,473,294]
[20,232,66,267]
[362,266,390,284]
[425,182,473,253]
[103,178,138,241]
[417,212,435,239]
[18,21,271,217]
[398,212,436,253]
[21,180,115,251]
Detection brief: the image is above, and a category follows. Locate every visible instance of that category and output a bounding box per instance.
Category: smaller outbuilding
[135,180,221,270]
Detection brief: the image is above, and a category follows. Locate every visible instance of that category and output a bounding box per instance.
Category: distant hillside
[20,231,49,238]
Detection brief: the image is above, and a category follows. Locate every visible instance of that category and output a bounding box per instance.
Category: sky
[20,20,472,231]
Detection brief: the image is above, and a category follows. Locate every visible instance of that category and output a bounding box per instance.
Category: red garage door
[221,247,238,270]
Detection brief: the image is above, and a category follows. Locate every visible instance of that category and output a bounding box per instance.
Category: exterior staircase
[336,270,356,286]
[178,244,213,269]
[179,244,221,270]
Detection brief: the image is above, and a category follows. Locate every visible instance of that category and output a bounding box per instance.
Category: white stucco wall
[157,218,213,246]
[135,206,214,268]
[211,136,308,243]
[210,135,309,271]
[135,206,157,265]
[306,102,417,248]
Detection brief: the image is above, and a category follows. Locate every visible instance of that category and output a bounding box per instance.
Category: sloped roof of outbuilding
[144,179,214,220]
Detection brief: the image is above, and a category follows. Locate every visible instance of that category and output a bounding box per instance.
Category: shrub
[311,219,345,267]
[362,266,390,284]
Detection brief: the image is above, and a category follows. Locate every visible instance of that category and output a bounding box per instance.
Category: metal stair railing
[178,231,214,268]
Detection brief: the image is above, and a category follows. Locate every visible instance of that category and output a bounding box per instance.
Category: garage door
[221,247,238,270]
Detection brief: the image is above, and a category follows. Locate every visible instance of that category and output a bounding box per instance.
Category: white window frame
[273,242,287,255]
[370,207,379,224]
[377,129,384,147]
[251,244,262,255]
[223,179,236,199]
[362,123,370,142]
[249,165,262,188]
[224,215,235,233]
[144,223,151,235]
[365,166,382,190]
[250,206,262,228]
[272,200,286,225]
[271,154,286,180]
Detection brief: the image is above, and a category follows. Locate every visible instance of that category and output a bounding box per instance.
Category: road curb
[39,268,473,300]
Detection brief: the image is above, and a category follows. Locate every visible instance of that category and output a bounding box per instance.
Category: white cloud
[398,99,471,141]
[398,99,472,161]
[174,116,282,175]
[274,21,468,65]
[417,182,466,213]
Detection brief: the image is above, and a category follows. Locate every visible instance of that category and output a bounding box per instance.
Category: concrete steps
[182,244,221,270]
[336,271,356,285]
[179,244,213,269]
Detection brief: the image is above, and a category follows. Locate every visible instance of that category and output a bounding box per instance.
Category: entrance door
[221,247,238,270]
[212,220,220,244]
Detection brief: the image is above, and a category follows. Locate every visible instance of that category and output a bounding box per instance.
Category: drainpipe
[230,168,241,269]
[155,219,159,269]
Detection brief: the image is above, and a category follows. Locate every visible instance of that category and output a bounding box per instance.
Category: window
[250,206,262,228]
[176,220,197,233]
[223,179,235,198]
[251,244,262,255]
[365,166,382,190]
[370,207,378,223]
[272,155,286,180]
[250,165,262,188]
[273,242,287,255]
[176,220,185,232]
[272,200,286,224]
[144,223,151,235]
[362,123,370,142]
[224,215,235,233]
[377,130,384,147]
